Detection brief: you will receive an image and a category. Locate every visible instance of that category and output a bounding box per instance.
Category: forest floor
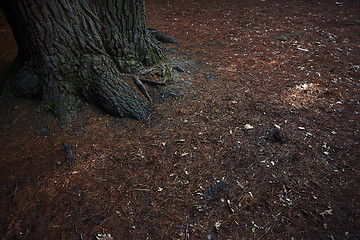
[1,0,360,239]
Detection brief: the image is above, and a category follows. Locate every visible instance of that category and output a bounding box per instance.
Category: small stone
[205,73,217,81]
[244,124,254,130]
[206,181,227,200]
[271,128,284,142]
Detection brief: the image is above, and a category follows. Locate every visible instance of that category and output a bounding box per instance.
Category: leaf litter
[0,0,360,239]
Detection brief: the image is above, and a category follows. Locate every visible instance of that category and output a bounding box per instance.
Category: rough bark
[95,0,163,72]
[0,0,164,122]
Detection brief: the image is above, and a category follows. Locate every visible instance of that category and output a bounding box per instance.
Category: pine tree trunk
[0,0,164,122]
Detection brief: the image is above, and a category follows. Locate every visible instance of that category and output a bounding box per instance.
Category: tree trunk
[0,0,164,122]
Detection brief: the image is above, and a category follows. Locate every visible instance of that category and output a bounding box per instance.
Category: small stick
[185,224,189,240]
[1,181,18,203]
[161,66,166,77]
[133,75,152,102]
[133,188,152,192]
[12,180,18,203]
[257,229,269,240]
[74,224,78,235]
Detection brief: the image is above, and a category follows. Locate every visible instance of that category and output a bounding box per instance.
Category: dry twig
[1,181,18,203]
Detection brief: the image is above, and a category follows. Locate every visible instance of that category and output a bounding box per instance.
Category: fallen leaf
[320,209,333,216]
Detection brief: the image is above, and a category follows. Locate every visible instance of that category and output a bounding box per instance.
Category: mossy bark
[0,0,164,122]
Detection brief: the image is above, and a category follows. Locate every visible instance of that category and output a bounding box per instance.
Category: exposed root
[172,65,185,72]
[139,78,166,85]
[132,63,184,103]
[148,27,180,44]
[140,68,156,75]
[159,45,178,53]
[133,75,152,102]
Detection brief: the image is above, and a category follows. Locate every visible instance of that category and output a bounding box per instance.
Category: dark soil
[1,0,360,239]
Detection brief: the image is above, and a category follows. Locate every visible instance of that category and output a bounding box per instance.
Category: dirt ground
[1,0,360,239]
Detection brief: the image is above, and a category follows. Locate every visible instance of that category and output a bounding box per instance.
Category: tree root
[140,67,156,75]
[139,78,166,85]
[148,27,180,44]
[159,45,178,53]
[172,65,185,72]
[133,75,152,102]
[131,63,180,102]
